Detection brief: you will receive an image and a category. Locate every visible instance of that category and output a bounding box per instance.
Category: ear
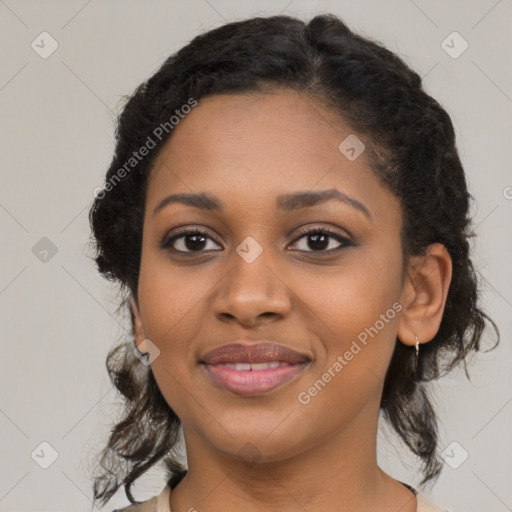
[130,296,150,353]
[397,243,453,347]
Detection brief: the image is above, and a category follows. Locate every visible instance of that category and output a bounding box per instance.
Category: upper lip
[200,342,311,365]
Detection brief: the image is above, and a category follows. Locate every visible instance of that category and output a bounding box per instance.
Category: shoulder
[111,495,158,512]
[111,484,170,512]
[416,491,451,512]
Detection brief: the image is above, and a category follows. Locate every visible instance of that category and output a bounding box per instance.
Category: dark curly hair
[88,13,500,507]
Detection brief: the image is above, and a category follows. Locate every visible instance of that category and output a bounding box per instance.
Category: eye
[161,228,221,253]
[289,227,351,253]
[161,226,352,255]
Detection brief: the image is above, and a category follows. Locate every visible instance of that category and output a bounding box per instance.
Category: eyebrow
[153,188,372,221]
[276,189,372,221]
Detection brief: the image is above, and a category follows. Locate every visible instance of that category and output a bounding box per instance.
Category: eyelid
[291,224,352,244]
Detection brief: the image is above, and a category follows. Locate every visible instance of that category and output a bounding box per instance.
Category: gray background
[0,1,510,511]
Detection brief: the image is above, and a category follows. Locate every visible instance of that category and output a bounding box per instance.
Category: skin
[131,88,452,512]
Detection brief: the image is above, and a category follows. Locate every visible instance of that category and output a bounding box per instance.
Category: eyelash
[161,226,352,255]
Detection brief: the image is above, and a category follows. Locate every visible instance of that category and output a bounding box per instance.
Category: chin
[208,427,309,465]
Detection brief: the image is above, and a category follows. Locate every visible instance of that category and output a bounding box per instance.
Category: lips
[200,342,310,365]
[200,342,311,397]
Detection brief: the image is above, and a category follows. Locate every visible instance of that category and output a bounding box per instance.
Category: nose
[212,248,292,328]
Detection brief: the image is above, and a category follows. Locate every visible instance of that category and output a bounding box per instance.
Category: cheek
[136,249,218,400]
[137,263,205,420]
[294,305,400,430]
[290,251,402,385]
[137,249,209,347]
[292,258,401,343]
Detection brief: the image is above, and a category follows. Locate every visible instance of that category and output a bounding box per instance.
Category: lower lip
[202,362,309,397]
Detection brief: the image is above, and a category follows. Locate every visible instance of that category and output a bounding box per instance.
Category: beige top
[113,482,450,512]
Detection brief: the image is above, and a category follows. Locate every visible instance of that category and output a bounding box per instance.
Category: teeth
[251,361,280,370]
[222,361,289,370]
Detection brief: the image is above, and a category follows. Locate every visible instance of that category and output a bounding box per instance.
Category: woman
[89,13,499,512]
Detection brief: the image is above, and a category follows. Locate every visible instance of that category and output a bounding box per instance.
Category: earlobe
[130,296,149,353]
[397,243,453,347]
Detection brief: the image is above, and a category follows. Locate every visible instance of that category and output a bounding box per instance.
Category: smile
[213,361,290,370]
[199,341,312,397]
[201,361,310,396]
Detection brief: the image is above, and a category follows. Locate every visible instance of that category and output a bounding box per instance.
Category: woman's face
[134,89,409,462]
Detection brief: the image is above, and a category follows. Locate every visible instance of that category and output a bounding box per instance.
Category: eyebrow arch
[153,188,372,221]
[276,189,372,221]
[153,193,223,216]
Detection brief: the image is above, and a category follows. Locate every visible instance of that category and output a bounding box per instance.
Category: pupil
[309,233,328,250]
[186,234,206,251]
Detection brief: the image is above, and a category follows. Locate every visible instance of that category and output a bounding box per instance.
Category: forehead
[146,89,399,223]
[153,89,353,171]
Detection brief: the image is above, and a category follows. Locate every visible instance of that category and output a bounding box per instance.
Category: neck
[168,401,416,512]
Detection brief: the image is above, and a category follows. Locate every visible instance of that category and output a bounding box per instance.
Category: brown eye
[290,228,351,253]
[162,229,222,253]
